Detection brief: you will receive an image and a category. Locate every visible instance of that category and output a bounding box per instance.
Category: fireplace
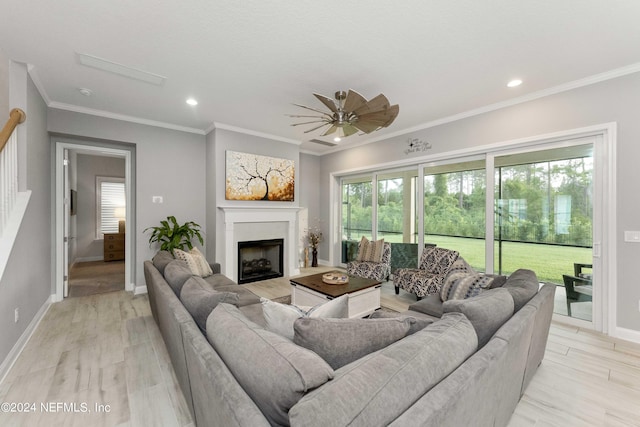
[237,239,284,284]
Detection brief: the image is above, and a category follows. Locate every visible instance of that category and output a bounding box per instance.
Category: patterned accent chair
[346,242,391,282]
[393,247,462,299]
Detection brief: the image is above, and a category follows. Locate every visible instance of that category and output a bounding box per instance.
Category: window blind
[98,179,125,235]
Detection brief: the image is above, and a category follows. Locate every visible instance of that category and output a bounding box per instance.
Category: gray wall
[0,47,8,119]
[206,128,300,262]
[0,66,52,364]
[319,72,640,333]
[75,153,126,261]
[47,109,207,288]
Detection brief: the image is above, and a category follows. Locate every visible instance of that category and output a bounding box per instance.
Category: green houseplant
[144,215,204,252]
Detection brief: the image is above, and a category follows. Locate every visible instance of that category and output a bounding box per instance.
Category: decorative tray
[322,271,349,285]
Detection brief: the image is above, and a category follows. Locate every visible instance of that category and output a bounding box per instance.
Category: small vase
[312,248,318,267]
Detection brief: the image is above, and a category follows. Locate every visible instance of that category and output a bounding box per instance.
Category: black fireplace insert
[237,238,284,284]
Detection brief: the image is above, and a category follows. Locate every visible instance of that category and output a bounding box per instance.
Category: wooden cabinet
[104,233,125,261]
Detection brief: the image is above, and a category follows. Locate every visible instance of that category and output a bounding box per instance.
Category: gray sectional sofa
[144,250,555,427]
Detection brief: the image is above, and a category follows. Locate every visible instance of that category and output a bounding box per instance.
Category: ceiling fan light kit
[289,89,399,140]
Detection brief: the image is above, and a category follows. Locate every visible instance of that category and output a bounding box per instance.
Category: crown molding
[211,122,302,145]
[317,62,640,156]
[48,102,205,135]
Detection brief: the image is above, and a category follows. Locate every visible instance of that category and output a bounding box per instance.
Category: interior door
[63,149,70,297]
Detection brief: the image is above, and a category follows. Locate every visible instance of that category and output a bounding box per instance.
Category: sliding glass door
[494,144,594,321]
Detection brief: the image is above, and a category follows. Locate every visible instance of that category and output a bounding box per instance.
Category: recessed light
[333,136,341,142]
[78,87,93,96]
[507,79,523,88]
[186,98,198,106]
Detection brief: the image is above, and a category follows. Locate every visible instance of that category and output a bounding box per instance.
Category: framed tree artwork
[225,151,295,201]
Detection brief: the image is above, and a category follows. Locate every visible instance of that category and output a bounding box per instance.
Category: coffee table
[290,272,382,318]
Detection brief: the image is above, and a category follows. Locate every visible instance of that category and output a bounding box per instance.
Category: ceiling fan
[289,89,399,140]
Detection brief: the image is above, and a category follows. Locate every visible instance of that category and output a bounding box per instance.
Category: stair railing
[0,108,26,237]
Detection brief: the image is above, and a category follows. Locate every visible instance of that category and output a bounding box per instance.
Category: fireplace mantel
[218,206,302,281]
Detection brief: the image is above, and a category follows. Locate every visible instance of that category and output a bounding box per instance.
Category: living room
[1,2,640,426]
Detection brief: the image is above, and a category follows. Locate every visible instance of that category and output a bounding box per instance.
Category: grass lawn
[381,234,592,284]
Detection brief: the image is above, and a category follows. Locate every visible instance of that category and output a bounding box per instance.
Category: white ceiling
[2,1,640,154]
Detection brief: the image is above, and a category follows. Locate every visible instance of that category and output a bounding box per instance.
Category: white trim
[134,285,148,295]
[49,102,205,135]
[55,142,135,301]
[613,326,640,345]
[0,295,52,384]
[0,191,31,281]
[317,63,640,156]
[212,122,302,146]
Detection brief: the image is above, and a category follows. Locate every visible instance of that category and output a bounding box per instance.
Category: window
[96,176,125,238]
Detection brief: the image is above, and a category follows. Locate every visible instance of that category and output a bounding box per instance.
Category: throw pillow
[190,247,213,277]
[180,276,239,332]
[440,273,496,302]
[442,288,514,348]
[164,259,194,296]
[152,250,174,275]
[207,303,334,426]
[356,236,385,263]
[293,317,413,369]
[261,294,349,340]
[502,269,539,311]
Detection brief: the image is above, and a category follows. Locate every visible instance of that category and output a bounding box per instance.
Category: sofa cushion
[443,287,514,348]
[289,312,477,427]
[207,303,334,426]
[502,269,539,312]
[180,276,239,332]
[440,272,496,301]
[164,260,193,296]
[152,250,174,275]
[202,273,238,289]
[368,310,435,334]
[214,284,261,307]
[293,317,414,369]
[356,236,385,262]
[261,295,349,340]
[408,293,444,318]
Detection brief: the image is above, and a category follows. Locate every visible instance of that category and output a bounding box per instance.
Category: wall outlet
[14,308,19,323]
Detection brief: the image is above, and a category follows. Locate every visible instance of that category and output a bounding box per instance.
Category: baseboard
[0,294,53,384]
[614,326,640,344]
[134,285,148,295]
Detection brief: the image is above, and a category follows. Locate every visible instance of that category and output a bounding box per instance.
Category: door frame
[54,140,135,301]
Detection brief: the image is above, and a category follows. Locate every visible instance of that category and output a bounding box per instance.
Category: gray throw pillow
[207,303,334,426]
[152,250,174,275]
[502,269,539,311]
[368,311,435,334]
[293,317,413,369]
[164,260,193,296]
[180,276,239,332]
[442,287,514,348]
[408,294,444,318]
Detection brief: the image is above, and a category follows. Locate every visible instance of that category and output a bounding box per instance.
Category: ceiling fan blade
[291,119,332,126]
[353,94,391,115]
[313,93,338,113]
[352,121,381,134]
[303,122,332,134]
[286,114,326,118]
[382,104,399,126]
[293,103,334,117]
[321,124,339,136]
[342,124,359,137]
[342,89,367,113]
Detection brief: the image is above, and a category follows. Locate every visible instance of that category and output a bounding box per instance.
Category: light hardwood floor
[1,268,639,426]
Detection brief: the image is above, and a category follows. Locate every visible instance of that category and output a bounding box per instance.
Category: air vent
[309,139,337,147]
[78,53,166,86]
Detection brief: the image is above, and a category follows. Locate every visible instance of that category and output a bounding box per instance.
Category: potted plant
[144,215,204,252]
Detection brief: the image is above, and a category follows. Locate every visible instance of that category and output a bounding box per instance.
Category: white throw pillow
[190,247,213,277]
[261,295,349,340]
[173,247,213,277]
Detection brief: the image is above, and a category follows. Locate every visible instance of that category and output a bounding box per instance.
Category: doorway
[54,140,135,301]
